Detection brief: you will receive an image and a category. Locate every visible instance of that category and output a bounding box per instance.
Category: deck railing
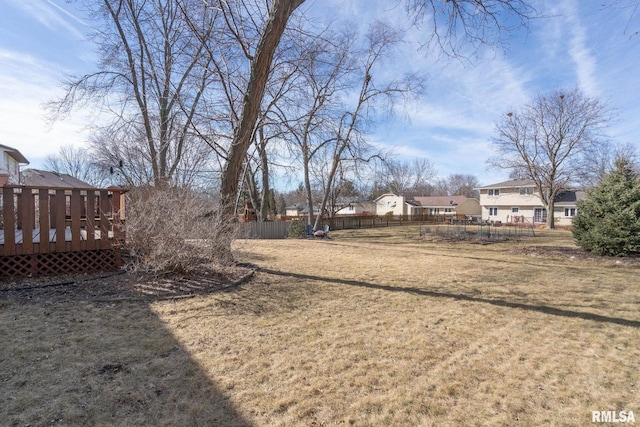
[0,185,125,257]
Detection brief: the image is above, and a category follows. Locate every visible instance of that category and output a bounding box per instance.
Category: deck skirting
[0,249,122,278]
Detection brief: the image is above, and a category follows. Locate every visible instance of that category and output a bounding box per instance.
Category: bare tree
[43,145,111,187]
[87,126,218,189]
[309,22,422,231]
[48,0,218,187]
[575,141,639,188]
[245,24,315,221]
[218,0,536,221]
[270,25,358,226]
[324,170,361,217]
[433,173,480,198]
[381,158,437,195]
[405,0,535,57]
[219,0,305,216]
[488,88,610,229]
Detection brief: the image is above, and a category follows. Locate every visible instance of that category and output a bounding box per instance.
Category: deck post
[2,186,16,256]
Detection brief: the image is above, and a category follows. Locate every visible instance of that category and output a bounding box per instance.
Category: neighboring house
[300,204,322,218]
[333,200,376,216]
[21,169,96,189]
[476,179,584,227]
[375,193,481,218]
[406,195,481,218]
[375,193,406,216]
[284,204,321,218]
[0,144,29,186]
[285,204,304,217]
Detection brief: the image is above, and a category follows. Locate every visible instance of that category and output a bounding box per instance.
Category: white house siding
[474,204,577,226]
[335,201,376,216]
[554,207,578,227]
[478,180,581,226]
[480,186,543,223]
[375,194,406,216]
[1,145,29,185]
[2,151,20,184]
[285,208,300,217]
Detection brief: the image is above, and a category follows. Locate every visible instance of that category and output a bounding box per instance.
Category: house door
[534,208,547,223]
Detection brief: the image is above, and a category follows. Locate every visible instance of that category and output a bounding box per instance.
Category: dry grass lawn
[1,226,638,426]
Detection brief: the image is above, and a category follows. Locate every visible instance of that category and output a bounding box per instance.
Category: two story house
[476,179,584,227]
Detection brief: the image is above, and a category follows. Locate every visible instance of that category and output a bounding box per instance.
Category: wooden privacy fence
[238,221,291,239]
[0,186,125,278]
[236,214,467,239]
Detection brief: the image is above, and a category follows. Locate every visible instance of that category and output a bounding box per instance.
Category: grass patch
[1,226,638,426]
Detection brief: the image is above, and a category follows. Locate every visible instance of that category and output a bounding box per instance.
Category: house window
[444,208,452,213]
[489,207,498,216]
[534,208,547,222]
[511,207,519,214]
[488,189,500,196]
[519,187,534,195]
[564,208,576,217]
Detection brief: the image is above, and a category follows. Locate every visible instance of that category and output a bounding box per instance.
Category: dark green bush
[573,158,640,256]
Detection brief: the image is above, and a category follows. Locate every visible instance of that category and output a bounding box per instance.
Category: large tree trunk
[303,149,315,227]
[219,0,304,216]
[540,186,556,230]
[546,199,556,229]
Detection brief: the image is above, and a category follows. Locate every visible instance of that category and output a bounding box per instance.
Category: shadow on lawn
[0,287,253,426]
[258,267,640,329]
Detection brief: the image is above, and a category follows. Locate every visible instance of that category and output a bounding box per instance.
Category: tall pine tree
[573,158,640,256]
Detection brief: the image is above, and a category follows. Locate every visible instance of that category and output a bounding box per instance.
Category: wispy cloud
[557,0,600,96]
[6,0,85,40]
[395,50,531,147]
[539,0,602,97]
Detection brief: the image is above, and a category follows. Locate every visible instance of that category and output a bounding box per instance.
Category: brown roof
[21,169,96,189]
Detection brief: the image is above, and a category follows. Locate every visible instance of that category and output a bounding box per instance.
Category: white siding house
[375,193,481,218]
[334,200,376,216]
[476,179,584,227]
[375,194,406,216]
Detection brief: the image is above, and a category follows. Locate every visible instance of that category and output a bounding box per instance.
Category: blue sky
[1,0,639,186]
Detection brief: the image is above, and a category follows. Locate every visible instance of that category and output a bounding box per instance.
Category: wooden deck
[1,185,125,277]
